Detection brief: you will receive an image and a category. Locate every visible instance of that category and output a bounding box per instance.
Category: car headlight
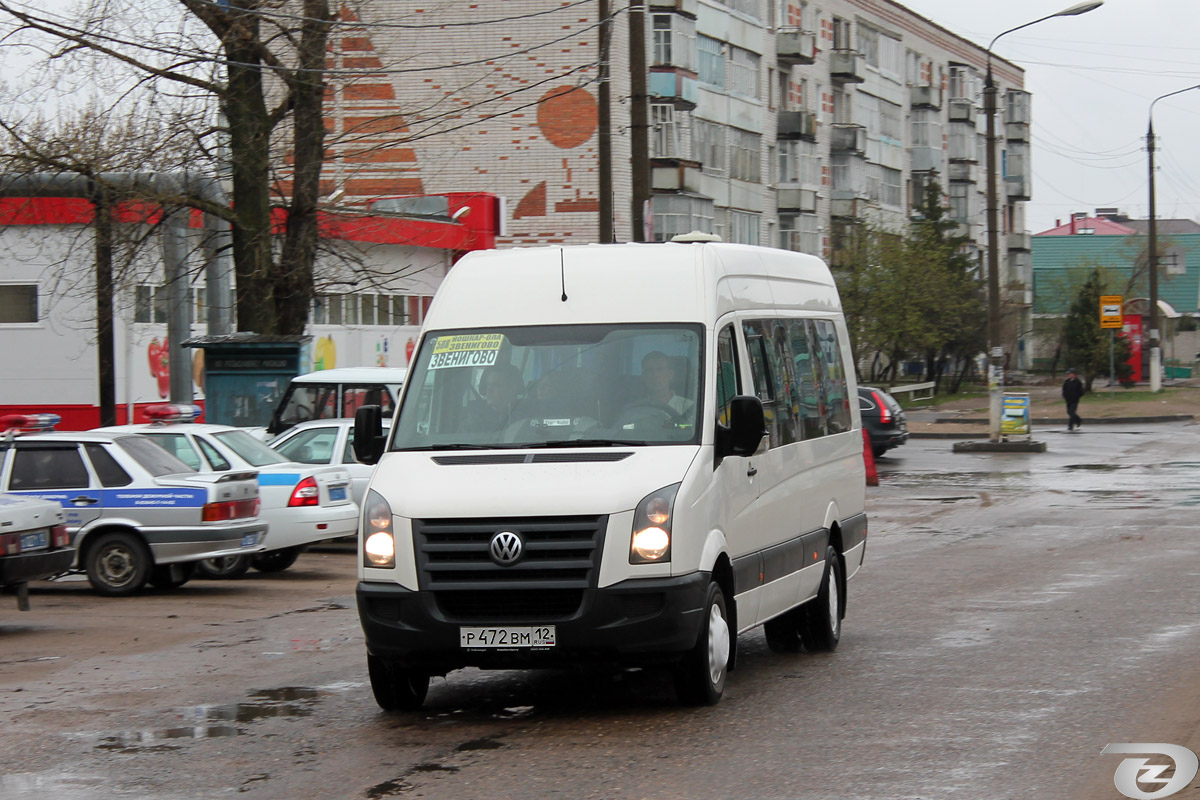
[630,483,680,564]
[362,489,395,568]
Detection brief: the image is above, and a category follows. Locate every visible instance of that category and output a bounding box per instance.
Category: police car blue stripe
[257,473,302,487]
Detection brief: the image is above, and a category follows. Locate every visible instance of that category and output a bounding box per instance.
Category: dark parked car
[858,386,908,457]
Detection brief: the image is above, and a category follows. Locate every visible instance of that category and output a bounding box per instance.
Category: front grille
[413,515,607,622]
[436,589,583,622]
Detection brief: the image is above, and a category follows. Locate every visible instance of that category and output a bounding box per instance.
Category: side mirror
[715,395,767,460]
[353,405,386,465]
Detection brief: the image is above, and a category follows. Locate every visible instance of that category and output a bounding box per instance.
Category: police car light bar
[144,404,203,423]
[0,413,61,433]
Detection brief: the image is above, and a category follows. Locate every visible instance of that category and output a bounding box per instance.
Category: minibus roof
[290,367,408,384]
[431,242,840,330]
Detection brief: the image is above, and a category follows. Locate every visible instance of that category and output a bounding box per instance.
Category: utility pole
[598,0,614,243]
[1147,118,1160,392]
[629,2,650,242]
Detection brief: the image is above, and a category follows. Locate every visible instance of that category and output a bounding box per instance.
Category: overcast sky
[899,0,1200,233]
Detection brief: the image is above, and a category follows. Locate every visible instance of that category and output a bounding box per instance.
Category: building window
[715,0,760,18]
[651,194,714,242]
[831,153,864,195]
[729,210,761,245]
[652,103,683,158]
[948,182,970,222]
[832,17,852,50]
[698,36,724,89]
[778,139,819,185]
[729,128,761,182]
[948,65,978,102]
[779,213,820,255]
[859,26,879,67]
[882,167,902,208]
[727,45,760,99]
[694,118,726,176]
[0,284,38,324]
[911,108,941,148]
[652,14,695,70]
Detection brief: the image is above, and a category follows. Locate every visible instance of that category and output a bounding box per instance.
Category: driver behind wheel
[638,351,695,417]
[467,363,525,431]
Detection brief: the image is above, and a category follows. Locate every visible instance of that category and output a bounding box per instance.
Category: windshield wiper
[524,439,648,448]
[396,443,499,451]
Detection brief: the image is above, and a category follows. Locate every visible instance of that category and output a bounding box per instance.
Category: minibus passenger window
[715,325,740,425]
[814,319,852,433]
[788,320,825,440]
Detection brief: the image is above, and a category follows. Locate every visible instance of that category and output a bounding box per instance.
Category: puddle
[73,687,322,753]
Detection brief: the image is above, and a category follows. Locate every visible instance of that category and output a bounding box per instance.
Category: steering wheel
[616,401,681,426]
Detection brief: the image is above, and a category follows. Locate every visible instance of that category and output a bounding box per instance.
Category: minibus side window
[769,321,799,446]
[715,325,740,426]
[743,321,780,448]
[814,319,852,433]
[788,320,826,440]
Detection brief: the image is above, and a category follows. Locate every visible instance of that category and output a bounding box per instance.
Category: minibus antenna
[559,247,568,302]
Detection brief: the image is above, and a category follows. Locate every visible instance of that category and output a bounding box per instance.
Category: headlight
[630,483,680,564]
[362,489,395,568]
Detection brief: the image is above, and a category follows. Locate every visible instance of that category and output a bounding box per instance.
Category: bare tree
[0,0,332,335]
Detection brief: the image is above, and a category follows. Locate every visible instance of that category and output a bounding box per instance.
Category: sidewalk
[901,379,1200,439]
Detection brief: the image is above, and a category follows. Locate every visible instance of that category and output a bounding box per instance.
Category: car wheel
[148,562,196,590]
[195,554,252,579]
[673,581,731,706]
[367,654,430,712]
[763,608,804,653]
[251,546,303,573]
[85,531,151,597]
[799,546,842,652]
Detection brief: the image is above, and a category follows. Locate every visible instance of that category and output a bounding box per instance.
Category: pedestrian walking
[1062,368,1085,430]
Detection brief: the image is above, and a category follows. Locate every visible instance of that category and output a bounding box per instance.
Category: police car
[0,413,266,596]
[98,405,358,577]
[268,417,392,507]
[0,492,74,610]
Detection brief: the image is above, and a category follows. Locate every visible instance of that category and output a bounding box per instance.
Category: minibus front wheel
[673,581,731,706]
[368,654,430,712]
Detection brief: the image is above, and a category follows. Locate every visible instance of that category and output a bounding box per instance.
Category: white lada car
[0,413,267,596]
[98,405,358,577]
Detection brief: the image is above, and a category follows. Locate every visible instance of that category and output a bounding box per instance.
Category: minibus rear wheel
[799,547,842,652]
[673,581,731,706]
[368,654,430,712]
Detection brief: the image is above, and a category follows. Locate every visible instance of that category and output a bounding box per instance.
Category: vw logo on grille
[489,530,523,566]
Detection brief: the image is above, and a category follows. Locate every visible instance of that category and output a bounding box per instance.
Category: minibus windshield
[391,324,704,450]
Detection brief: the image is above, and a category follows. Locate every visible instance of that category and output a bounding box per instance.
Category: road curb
[930,414,1195,426]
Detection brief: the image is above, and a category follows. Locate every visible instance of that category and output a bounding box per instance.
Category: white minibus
[353,238,867,709]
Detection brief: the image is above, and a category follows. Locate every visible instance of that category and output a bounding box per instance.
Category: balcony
[831,197,868,218]
[1006,177,1031,201]
[830,50,865,83]
[911,146,942,173]
[910,85,941,109]
[649,0,698,16]
[648,70,699,110]
[1006,122,1030,143]
[947,100,976,124]
[776,30,816,66]
[1007,231,1032,251]
[777,109,817,140]
[830,123,866,154]
[652,160,703,193]
[777,187,818,213]
[948,161,977,184]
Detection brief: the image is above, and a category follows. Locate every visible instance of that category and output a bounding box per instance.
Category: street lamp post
[1146,85,1200,392]
[983,1,1103,442]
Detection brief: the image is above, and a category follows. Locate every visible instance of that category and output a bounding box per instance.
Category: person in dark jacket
[1062,368,1085,430]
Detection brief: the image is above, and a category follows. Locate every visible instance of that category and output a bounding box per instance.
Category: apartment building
[321,0,1031,316]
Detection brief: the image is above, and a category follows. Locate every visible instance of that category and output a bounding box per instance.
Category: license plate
[20,530,48,552]
[241,533,258,548]
[329,486,347,502]
[460,626,556,649]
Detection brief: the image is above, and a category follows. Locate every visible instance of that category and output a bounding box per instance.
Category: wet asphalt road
[3,421,1200,799]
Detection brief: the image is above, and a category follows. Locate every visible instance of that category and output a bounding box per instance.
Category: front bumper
[357,572,711,674]
[0,548,75,586]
